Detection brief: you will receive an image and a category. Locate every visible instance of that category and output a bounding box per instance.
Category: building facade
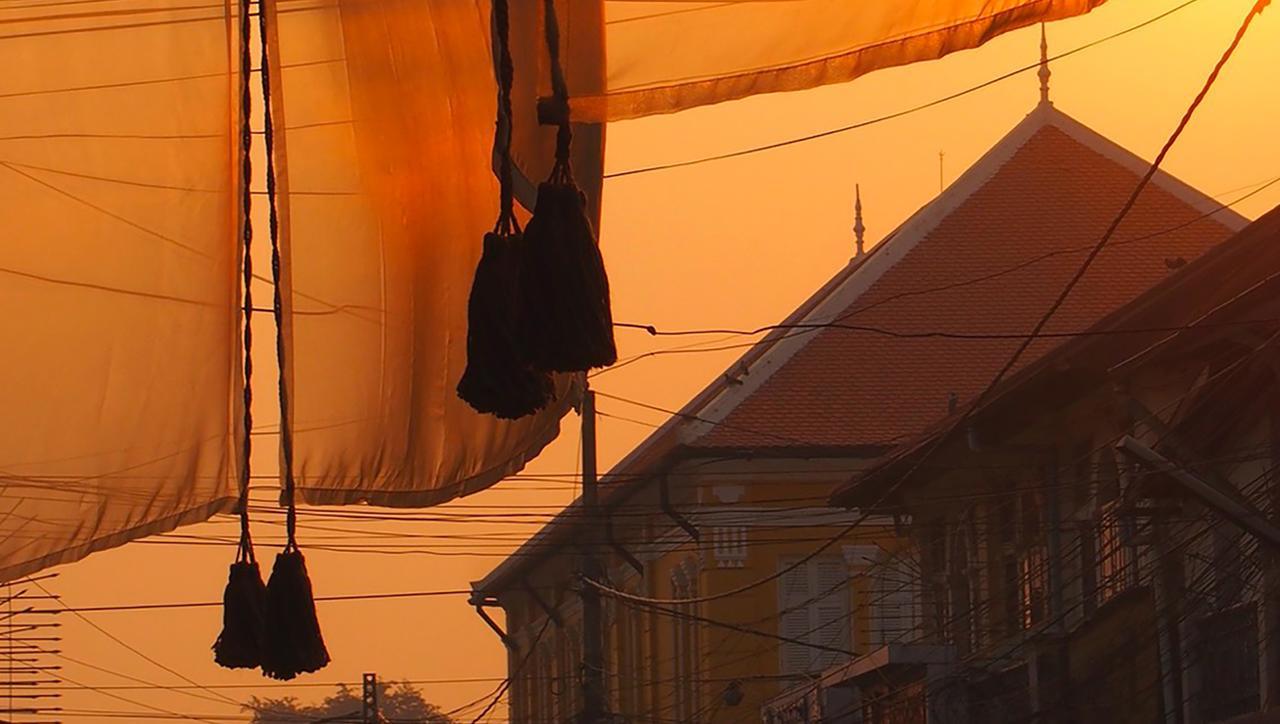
[476,453,905,721]
[803,207,1280,724]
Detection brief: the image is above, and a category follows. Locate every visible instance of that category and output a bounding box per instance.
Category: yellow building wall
[502,458,902,722]
[696,524,895,717]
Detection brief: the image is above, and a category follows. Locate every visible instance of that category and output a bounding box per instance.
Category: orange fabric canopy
[573,0,1108,120]
[0,0,1107,578]
[0,0,243,580]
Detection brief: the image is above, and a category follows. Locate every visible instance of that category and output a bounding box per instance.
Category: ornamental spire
[1039,23,1052,106]
[853,184,866,258]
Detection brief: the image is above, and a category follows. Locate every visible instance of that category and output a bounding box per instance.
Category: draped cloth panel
[572,0,1108,121]
[270,0,588,507]
[270,0,1107,507]
[0,0,242,580]
[0,0,1115,577]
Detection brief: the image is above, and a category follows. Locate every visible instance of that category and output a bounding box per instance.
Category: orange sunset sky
[41,0,1280,720]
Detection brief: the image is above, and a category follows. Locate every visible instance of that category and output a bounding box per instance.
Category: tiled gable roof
[689,105,1244,450]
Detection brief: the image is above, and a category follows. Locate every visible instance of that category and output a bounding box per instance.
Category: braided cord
[493,0,518,234]
[235,0,255,565]
[257,0,297,551]
[542,0,573,180]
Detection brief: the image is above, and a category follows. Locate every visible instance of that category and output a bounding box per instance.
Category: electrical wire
[29,579,253,715]
[18,651,226,724]
[579,331,1279,713]
[602,0,1208,179]
[29,588,475,615]
[467,617,554,724]
[583,0,1267,611]
[613,313,1280,344]
[47,676,508,692]
[804,344,1280,719]
[596,172,1280,380]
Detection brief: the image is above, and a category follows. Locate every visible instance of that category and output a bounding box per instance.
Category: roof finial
[853,184,866,258]
[1038,23,1052,106]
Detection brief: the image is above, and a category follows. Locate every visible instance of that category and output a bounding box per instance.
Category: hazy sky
[42,0,1280,720]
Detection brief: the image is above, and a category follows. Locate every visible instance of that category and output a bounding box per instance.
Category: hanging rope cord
[256,0,296,549]
[493,0,519,237]
[585,0,1271,608]
[235,0,255,566]
[542,0,573,186]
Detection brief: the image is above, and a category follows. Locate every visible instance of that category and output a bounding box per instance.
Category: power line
[593,390,817,449]
[512,9,1280,706]
[36,663,224,724]
[624,0,1262,610]
[919,461,1280,722]
[959,0,1270,450]
[594,173,1279,379]
[602,0,1207,179]
[466,617,553,724]
[613,314,1280,344]
[514,440,1264,721]
[587,324,1277,611]
[645,0,1254,613]
[773,316,1280,717]
[30,588,474,615]
[29,579,250,714]
[782,443,1276,721]
[48,677,508,692]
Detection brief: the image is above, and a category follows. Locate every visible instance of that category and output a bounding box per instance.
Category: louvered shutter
[779,562,813,676]
[813,559,851,670]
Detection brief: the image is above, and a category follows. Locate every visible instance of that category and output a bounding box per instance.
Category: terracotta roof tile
[693,118,1238,450]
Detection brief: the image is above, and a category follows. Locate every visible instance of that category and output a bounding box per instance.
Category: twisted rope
[235,0,255,565]
[257,0,297,551]
[493,0,519,235]
[541,0,573,182]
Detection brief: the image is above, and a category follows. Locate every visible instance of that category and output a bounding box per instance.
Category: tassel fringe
[213,560,267,669]
[458,231,555,418]
[261,549,330,680]
[520,178,616,372]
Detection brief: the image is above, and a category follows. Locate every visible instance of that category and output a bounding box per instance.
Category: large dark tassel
[215,0,266,672]
[261,547,330,680]
[520,170,616,372]
[457,0,554,417]
[457,229,554,419]
[213,558,267,669]
[257,0,328,682]
[519,0,616,373]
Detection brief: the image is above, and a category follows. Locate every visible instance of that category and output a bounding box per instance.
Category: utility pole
[362,672,378,724]
[580,389,607,723]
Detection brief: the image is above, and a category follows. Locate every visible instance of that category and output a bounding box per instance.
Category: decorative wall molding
[712,526,748,568]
